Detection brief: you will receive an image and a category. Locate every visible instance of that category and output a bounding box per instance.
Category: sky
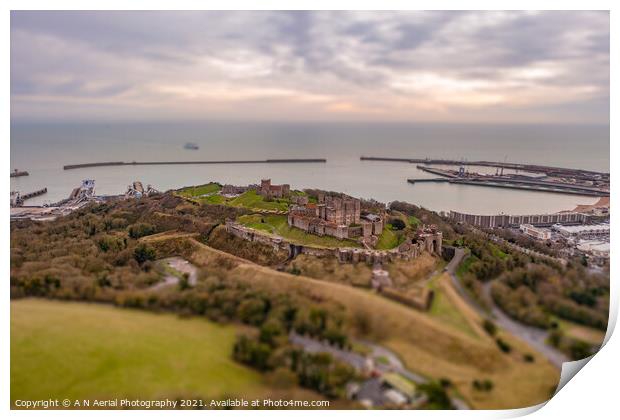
[10,11,610,124]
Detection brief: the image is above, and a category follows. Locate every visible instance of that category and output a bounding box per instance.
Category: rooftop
[553,224,610,234]
[577,240,610,254]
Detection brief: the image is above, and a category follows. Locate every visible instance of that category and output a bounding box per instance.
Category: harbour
[408,166,609,196]
[11,122,609,214]
[361,156,609,181]
[360,156,609,198]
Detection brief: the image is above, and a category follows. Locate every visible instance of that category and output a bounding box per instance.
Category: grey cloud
[10,10,610,123]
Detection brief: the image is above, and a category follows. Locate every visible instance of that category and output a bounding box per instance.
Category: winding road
[445,247,568,368]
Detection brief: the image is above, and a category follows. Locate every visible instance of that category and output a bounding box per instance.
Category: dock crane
[500,155,508,176]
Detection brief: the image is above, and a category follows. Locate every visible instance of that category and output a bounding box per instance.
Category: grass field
[11,299,264,403]
[238,214,361,248]
[228,190,290,212]
[201,194,227,205]
[178,185,290,211]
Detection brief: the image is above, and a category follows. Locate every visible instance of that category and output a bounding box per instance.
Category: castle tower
[260,179,271,193]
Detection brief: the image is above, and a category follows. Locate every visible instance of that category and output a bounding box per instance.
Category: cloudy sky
[11,11,609,124]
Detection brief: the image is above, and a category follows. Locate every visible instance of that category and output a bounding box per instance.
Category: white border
[3,2,615,420]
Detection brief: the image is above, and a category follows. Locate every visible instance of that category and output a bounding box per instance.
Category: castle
[217,179,442,253]
[288,192,384,241]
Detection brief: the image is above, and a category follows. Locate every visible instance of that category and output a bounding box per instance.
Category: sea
[10,121,609,215]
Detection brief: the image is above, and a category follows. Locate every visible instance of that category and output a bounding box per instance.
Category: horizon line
[10,118,611,127]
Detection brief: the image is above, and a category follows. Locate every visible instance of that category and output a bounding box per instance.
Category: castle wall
[361,222,372,238]
[225,220,432,265]
[348,225,363,238]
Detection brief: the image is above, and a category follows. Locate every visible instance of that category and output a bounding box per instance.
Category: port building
[552,223,610,239]
[519,224,551,240]
[449,211,587,228]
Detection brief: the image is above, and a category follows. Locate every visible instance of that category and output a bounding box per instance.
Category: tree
[232,335,273,371]
[482,319,497,336]
[569,340,592,360]
[390,218,406,230]
[259,321,283,346]
[178,273,190,290]
[419,381,453,409]
[128,223,155,239]
[237,298,268,326]
[495,337,512,353]
[133,243,156,264]
[472,379,494,392]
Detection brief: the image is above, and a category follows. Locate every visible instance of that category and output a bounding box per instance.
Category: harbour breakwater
[63,159,327,170]
[10,170,29,178]
[360,156,609,179]
[409,169,609,197]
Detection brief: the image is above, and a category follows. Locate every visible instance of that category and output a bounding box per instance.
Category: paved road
[444,247,467,273]
[445,247,568,368]
[481,281,568,368]
[290,333,368,370]
[290,333,469,409]
[444,248,489,316]
[150,257,198,290]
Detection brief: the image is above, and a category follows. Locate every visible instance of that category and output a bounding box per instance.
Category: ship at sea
[184,142,199,150]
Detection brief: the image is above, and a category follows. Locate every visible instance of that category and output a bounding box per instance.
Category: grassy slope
[238,214,361,248]
[150,235,560,409]
[235,258,560,409]
[288,254,374,287]
[428,273,479,339]
[556,318,606,346]
[375,225,403,250]
[11,299,264,402]
[178,183,222,198]
[408,215,421,227]
[387,271,559,409]
[456,254,479,278]
[386,253,438,288]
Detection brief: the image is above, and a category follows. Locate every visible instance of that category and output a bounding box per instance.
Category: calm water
[10,122,609,214]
